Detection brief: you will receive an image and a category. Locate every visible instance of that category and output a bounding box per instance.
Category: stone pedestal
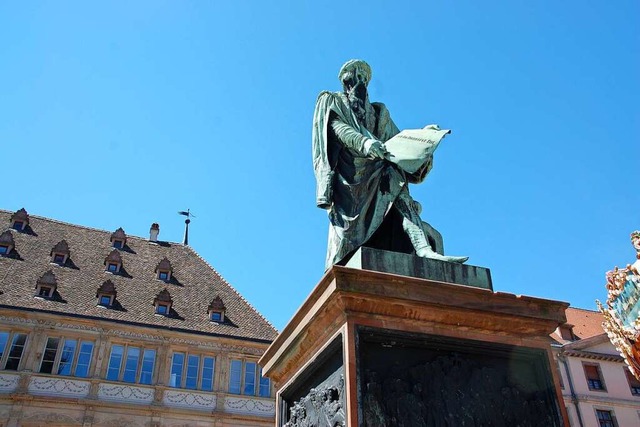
[260,254,570,426]
[345,247,493,290]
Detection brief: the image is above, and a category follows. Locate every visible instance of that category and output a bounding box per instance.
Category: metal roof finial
[178,209,195,245]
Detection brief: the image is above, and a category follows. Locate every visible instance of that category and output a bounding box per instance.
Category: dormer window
[208,296,226,323]
[96,280,117,307]
[104,250,123,274]
[38,286,53,297]
[50,240,70,265]
[557,324,575,341]
[35,270,57,299]
[10,208,29,232]
[110,228,127,249]
[0,231,15,256]
[153,289,173,316]
[155,258,173,282]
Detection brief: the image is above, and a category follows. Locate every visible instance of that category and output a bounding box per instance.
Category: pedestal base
[260,259,569,426]
[344,247,492,290]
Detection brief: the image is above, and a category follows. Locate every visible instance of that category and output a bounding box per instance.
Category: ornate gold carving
[599,230,640,380]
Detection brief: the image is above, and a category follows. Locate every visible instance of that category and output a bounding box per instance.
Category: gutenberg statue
[312,59,468,269]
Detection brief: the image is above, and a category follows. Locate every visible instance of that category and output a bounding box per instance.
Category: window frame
[105,343,156,385]
[52,253,66,264]
[98,294,113,307]
[158,270,170,281]
[107,262,119,273]
[156,303,169,315]
[169,351,216,392]
[583,362,607,392]
[112,239,124,249]
[36,285,53,298]
[38,337,95,378]
[11,220,24,231]
[594,408,618,427]
[228,359,271,397]
[0,244,9,255]
[557,361,564,389]
[0,330,29,371]
[625,368,640,396]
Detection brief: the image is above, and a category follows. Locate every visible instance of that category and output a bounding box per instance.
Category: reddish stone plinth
[260,265,571,426]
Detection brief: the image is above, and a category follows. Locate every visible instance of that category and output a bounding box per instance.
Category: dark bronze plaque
[281,336,346,427]
[357,327,563,427]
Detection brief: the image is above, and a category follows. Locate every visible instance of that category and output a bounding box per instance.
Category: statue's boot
[415,245,469,264]
[400,208,468,264]
[395,191,469,264]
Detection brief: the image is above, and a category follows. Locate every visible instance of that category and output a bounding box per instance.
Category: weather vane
[178,209,195,245]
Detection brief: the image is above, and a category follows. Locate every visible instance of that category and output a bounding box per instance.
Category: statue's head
[339,59,372,89]
[339,60,372,119]
[631,231,640,253]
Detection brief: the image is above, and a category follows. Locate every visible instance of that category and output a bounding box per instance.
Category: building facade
[552,308,640,427]
[0,208,278,426]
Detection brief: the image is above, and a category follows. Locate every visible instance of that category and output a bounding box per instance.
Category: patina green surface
[312,59,468,269]
[345,247,492,290]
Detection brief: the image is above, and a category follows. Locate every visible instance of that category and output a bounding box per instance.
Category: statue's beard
[346,83,375,132]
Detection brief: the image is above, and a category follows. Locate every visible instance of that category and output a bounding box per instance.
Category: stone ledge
[344,247,493,290]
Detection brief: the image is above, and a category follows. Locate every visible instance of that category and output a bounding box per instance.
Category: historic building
[552,307,640,427]
[0,208,278,426]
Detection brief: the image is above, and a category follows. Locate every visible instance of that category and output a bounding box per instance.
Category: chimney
[150,223,160,242]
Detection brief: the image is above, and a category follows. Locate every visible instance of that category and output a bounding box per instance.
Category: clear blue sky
[1,1,638,330]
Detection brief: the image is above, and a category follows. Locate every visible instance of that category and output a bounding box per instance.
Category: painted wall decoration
[598,230,640,379]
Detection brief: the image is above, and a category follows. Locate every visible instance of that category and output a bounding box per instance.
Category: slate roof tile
[0,209,277,343]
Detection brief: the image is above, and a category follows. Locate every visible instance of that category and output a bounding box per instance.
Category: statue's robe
[312,91,429,268]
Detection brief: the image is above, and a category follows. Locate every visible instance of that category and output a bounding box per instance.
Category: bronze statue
[312,59,468,269]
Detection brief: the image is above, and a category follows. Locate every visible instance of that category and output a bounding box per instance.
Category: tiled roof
[565,307,604,339]
[550,306,605,344]
[0,209,277,343]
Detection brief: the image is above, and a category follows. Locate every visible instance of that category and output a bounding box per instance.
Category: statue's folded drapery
[312,91,430,269]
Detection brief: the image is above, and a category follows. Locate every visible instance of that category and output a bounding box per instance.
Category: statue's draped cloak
[313,91,426,268]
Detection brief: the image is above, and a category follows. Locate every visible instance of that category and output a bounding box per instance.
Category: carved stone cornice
[561,349,624,363]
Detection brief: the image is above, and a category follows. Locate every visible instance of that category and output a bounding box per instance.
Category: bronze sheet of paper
[384,127,451,173]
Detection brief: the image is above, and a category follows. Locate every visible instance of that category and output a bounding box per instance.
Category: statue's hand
[364,139,387,159]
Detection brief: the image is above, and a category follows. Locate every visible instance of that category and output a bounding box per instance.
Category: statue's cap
[338,59,372,85]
